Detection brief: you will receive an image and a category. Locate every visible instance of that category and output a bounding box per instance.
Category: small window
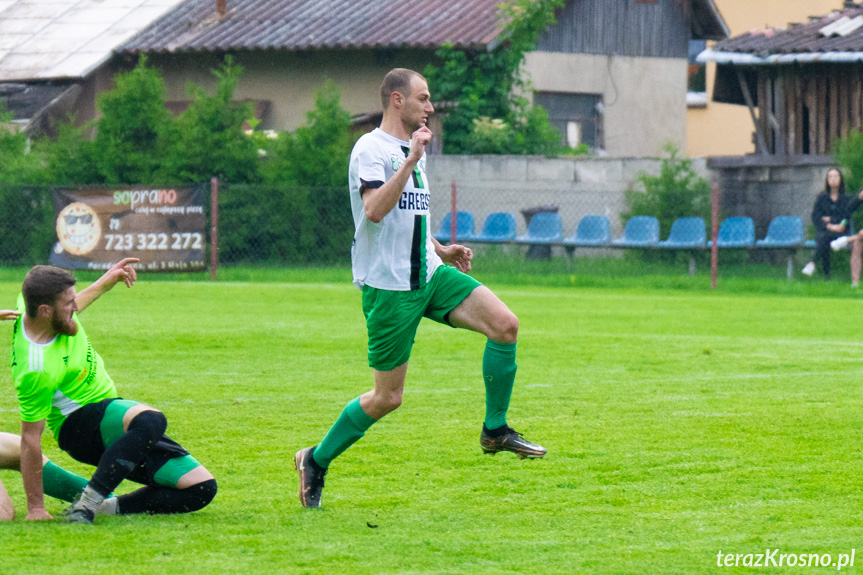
[534,92,603,151]
[687,39,707,108]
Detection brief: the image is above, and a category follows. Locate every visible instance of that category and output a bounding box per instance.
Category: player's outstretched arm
[432,237,473,273]
[75,257,139,313]
[0,310,20,321]
[20,420,51,520]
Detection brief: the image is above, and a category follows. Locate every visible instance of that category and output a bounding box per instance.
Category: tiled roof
[119,0,506,53]
[712,6,863,55]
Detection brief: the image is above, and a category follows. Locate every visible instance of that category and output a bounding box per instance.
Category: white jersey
[349,128,442,291]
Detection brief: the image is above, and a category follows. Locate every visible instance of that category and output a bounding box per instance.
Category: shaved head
[381,68,426,109]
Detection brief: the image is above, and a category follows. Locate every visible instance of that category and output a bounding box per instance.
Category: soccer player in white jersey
[295,68,546,508]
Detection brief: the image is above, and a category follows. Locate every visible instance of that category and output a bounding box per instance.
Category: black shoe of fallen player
[294,446,328,508]
[63,498,96,525]
[480,426,547,460]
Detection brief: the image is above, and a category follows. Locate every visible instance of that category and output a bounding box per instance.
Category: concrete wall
[426,155,835,241]
[708,158,835,238]
[525,52,688,157]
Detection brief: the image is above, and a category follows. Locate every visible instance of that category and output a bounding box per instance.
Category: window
[533,92,603,150]
[687,39,707,108]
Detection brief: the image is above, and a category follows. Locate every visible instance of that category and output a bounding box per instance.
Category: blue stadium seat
[472,212,517,242]
[515,212,563,244]
[707,217,755,248]
[658,217,706,248]
[611,216,659,247]
[755,216,804,247]
[433,211,475,243]
[563,215,610,247]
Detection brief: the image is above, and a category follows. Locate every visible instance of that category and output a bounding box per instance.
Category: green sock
[313,396,377,468]
[41,461,89,503]
[483,340,517,430]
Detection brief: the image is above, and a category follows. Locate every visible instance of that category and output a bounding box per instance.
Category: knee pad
[183,479,217,512]
[129,410,168,442]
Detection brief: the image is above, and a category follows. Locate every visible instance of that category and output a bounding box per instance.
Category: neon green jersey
[10,294,117,440]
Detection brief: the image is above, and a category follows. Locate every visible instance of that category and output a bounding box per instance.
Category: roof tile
[119,0,506,53]
[714,7,863,54]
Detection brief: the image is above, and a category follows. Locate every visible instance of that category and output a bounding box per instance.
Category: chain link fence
[0,158,850,284]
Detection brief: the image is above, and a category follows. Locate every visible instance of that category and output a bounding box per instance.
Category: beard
[52,312,78,336]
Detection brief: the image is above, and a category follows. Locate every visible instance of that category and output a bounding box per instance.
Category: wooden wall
[758,65,863,156]
[536,0,690,58]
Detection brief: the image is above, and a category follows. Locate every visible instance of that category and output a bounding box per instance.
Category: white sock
[79,485,106,510]
[94,496,119,516]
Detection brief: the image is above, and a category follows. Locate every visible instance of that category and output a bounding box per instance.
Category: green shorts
[362,265,482,371]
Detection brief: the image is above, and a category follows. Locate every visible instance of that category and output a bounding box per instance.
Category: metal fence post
[210,177,219,281]
[711,181,719,289]
[450,180,457,244]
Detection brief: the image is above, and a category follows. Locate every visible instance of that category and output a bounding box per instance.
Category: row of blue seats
[434,212,815,249]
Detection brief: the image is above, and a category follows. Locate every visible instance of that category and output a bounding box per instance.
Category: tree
[221,80,356,264]
[0,102,54,264]
[91,55,175,184]
[261,80,354,188]
[0,102,44,184]
[166,56,261,184]
[424,0,568,155]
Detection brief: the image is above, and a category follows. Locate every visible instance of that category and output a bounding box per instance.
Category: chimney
[217,0,226,16]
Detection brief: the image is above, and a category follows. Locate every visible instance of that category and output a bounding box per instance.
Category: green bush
[623,144,711,263]
[210,80,357,265]
[217,184,351,265]
[0,64,359,267]
[91,56,175,184]
[424,0,571,156]
[833,128,863,231]
[0,103,54,265]
[0,183,53,265]
[623,144,710,236]
[261,80,355,188]
[167,57,261,184]
[218,82,356,265]
[0,102,45,184]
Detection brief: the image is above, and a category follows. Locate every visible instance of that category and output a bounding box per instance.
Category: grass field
[1,271,862,574]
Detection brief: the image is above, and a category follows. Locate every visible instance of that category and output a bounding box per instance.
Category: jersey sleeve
[355,141,387,191]
[15,371,54,423]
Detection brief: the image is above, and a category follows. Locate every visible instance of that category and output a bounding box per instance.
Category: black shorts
[57,398,190,487]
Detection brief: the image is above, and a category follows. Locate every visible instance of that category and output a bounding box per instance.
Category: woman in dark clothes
[802,168,852,280]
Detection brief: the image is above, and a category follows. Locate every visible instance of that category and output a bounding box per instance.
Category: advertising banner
[50,185,207,272]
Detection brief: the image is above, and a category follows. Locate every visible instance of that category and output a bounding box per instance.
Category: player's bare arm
[362,127,433,223]
[0,310,20,321]
[75,257,139,313]
[20,420,51,520]
[432,236,473,273]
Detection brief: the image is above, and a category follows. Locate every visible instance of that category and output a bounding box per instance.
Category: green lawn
[0,276,861,574]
